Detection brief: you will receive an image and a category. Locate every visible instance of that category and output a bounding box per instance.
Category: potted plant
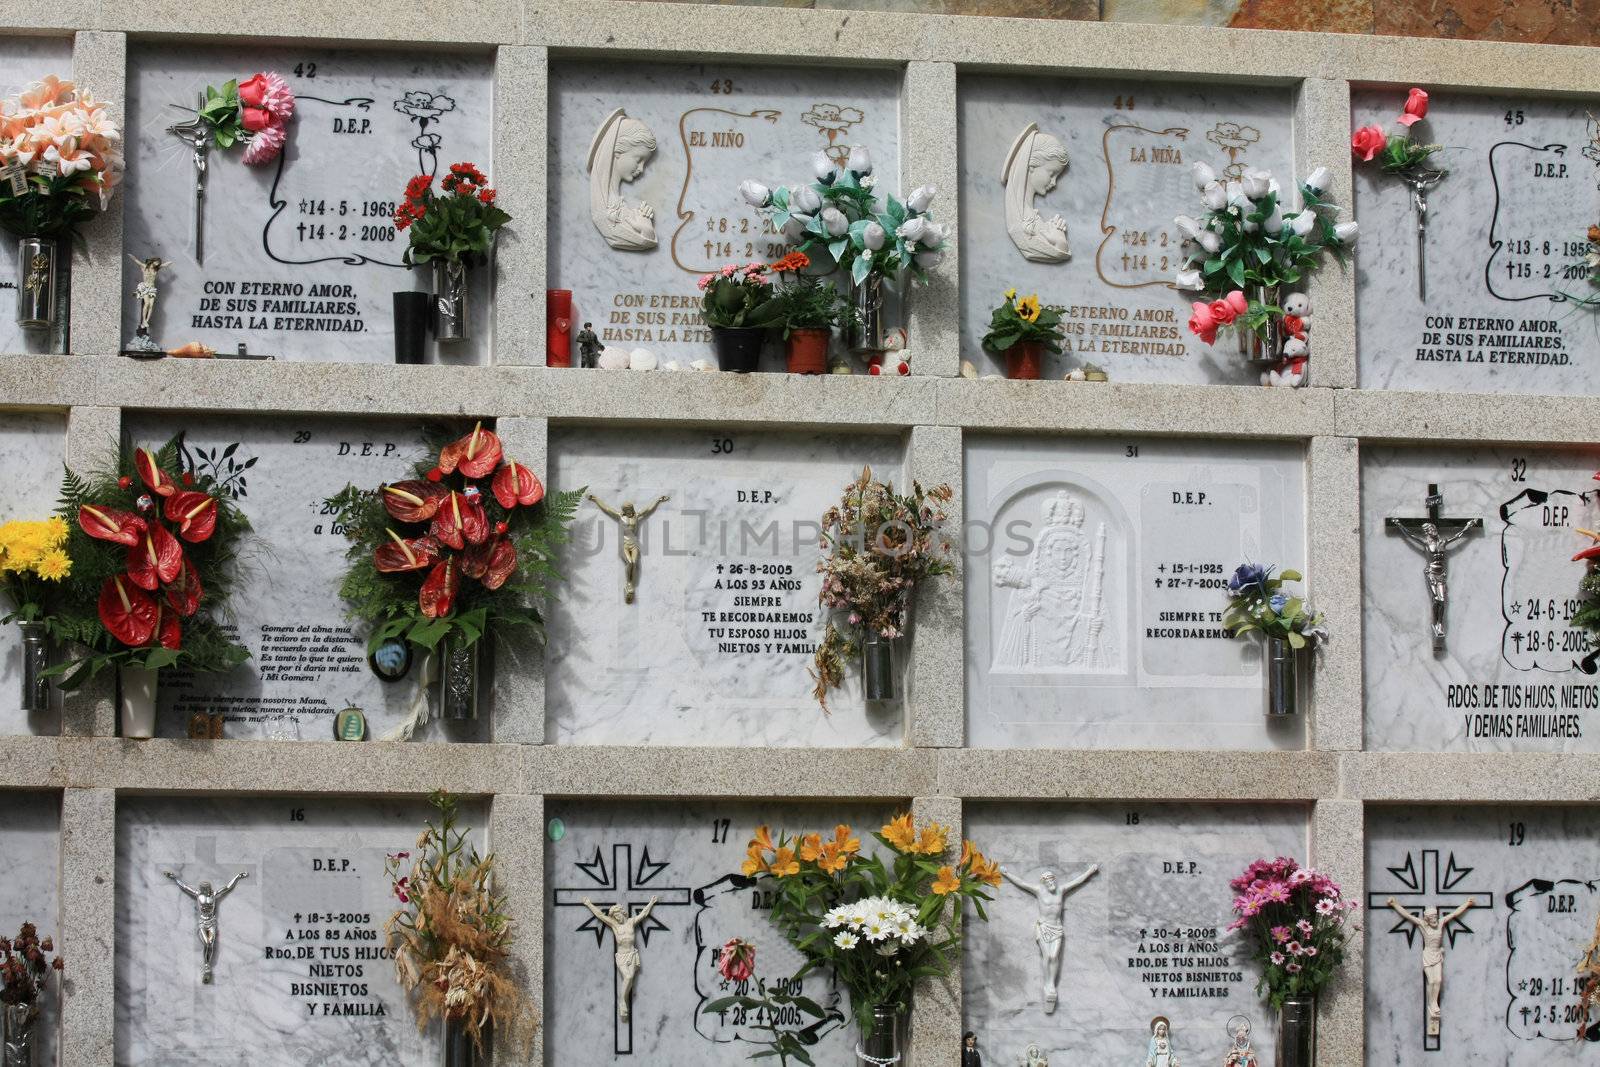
[740,149,949,356]
[395,162,510,342]
[812,467,954,707]
[981,288,1065,380]
[1226,857,1354,1067]
[696,262,782,372]
[326,423,579,730]
[0,516,72,714]
[385,791,538,1066]
[769,250,851,374]
[47,441,251,737]
[1222,563,1327,717]
[741,815,999,1065]
[1,922,64,1065]
[0,76,124,340]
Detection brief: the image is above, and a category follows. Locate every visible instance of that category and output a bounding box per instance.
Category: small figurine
[962,1031,982,1067]
[581,896,658,1021]
[1146,1016,1180,1067]
[1019,1044,1047,1067]
[576,321,604,368]
[1387,895,1476,1037]
[165,869,247,984]
[123,255,168,355]
[1223,1016,1257,1067]
[1000,862,1099,1014]
[588,493,670,604]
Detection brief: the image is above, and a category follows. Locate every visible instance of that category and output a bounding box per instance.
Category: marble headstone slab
[958,75,1295,383]
[1363,446,1600,751]
[0,37,74,356]
[124,413,487,741]
[548,60,901,368]
[116,795,485,1066]
[1366,804,1600,1063]
[547,427,905,746]
[0,411,67,735]
[545,799,891,1064]
[1354,90,1600,395]
[124,44,493,364]
[0,792,60,1066]
[965,435,1307,750]
[963,801,1305,1066]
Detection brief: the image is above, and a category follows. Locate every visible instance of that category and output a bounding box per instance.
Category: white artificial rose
[1333,220,1359,244]
[821,207,849,237]
[919,221,946,247]
[1174,268,1204,290]
[1202,181,1228,211]
[847,145,873,175]
[782,215,810,241]
[1197,231,1221,254]
[792,184,822,214]
[1263,207,1283,234]
[1304,166,1331,195]
[1226,181,1248,211]
[863,221,886,250]
[1174,214,1202,240]
[738,180,769,207]
[1241,169,1272,199]
[915,248,944,270]
[906,184,936,212]
[812,151,835,181]
[1290,210,1317,238]
[1192,161,1216,190]
[897,216,928,243]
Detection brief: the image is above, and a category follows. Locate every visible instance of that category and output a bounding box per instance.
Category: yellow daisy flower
[36,549,71,581]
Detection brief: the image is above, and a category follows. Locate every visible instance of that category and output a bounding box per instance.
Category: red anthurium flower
[78,505,146,546]
[418,558,458,618]
[157,608,182,650]
[462,535,517,590]
[492,460,545,509]
[98,575,158,647]
[382,480,448,523]
[164,491,218,543]
[429,491,488,550]
[373,530,441,573]
[135,448,178,497]
[166,561,203,617]
[1574,545,1600,562]
[126,523,184,591]
[437,422,502,479]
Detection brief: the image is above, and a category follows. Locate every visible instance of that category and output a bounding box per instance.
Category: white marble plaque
[1366,805,1600,1062]
[547,427,905,746]
[0,37,74,356]
[124,413,489,741]
[125,44,493,364]
[549,61,901,368]
[1354,90,1600,395]
[963,802,1305,1066]
[965,436,1307,750]
[959,76,1295,383]
[116,795,485,1066]
[0,411,67,735]
[1363,446,1600,751]
[545,799,890,1063]
[0,792,60,1065]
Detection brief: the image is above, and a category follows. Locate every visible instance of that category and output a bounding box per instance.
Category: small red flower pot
[1005,341,1044,380]
[785,328,830,375]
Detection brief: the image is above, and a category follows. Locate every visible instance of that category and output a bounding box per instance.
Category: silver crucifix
[167,94,211,265]
[1399,169,1445,302]
[1386,483,1481,653]
[165,869,246,983]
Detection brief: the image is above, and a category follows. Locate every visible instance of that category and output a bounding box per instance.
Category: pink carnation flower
[258,71,295,121]
[241,118,286,165]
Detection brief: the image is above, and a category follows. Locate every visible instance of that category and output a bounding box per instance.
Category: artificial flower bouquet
[0,517,72,627]
[1571,472,1600,640]
[1222,563,1327,651]
[326,423,579,659]
[981,287,1065,379]
[189,71,296,165]
[741,814,999,1042]
[385,791,537,1056]
[740,147,949,286]
[811,467,954,709]
[1351,88,1444,182]
[697,260,783,329]
[1226,857,1354,1009]
[395,162,510,266]
[0,75,124,238]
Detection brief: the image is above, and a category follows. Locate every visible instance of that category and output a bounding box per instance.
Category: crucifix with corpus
[1386,483,1482,653]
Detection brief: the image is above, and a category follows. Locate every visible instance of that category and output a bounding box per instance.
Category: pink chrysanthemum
[241,118,287,165]
[259,71,295,121]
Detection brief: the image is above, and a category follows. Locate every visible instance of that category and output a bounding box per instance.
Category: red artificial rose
[240,106,273,133]
[418,558,458,618]
[1350,124,1387,162]
[98,576,158,647]
[381,480,448,522]
[436,423,502,479]
[238,73,268,108]
[164,491,218,543]
[78,504,145,546]
[1398,87,1429,128]
[1188,301,1220,346]
[1208,290,1248,327]
[491,460,544,509]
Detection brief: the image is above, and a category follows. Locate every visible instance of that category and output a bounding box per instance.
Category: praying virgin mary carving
[587,108,659,251]
[1001,123,1071,263]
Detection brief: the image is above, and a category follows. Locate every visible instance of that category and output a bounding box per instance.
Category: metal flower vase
[862,632,897,702]
[1236,283,1282,364]
[17,621,51,714]
[437,637,480,720]
[849,270,890,354]
[444,1017,476,1067]
[2,1002,37,1067]
[1265,636,1301,717]
[1276,995,1317,1067]
[855,1005,904,1066]
[16,236,59,330]
[431,258,470,342]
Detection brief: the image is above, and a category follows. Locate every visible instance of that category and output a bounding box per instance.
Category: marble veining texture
[546,426,905,747]
[965,435,1308,750]
[962,801,1307,1067]
[114,795,485,1067]
[958,74,1295,384]
[1353,90,1600,397]
[544,799,892,1066]
[0,791,61,1066]
[124,44,494,365]
[1365,805,1600,1065]
[124,413,487,742]
[0,411,67,736]
[1362,445,1600,752]
[547,60,902,369]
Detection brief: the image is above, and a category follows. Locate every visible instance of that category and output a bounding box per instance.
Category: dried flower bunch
[385,791,537,1055]
[1227,857,1354,1009]
[0,75,124,238]
[1571,471,1600,640]
[811,467,954,708]
[0,923,63,1009]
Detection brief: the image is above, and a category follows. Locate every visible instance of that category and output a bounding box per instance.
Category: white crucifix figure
[582,895,657,1021]
[999,862,1098,1014]
[1386,895,1475,1038]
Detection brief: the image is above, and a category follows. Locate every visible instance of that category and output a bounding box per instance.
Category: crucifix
[165,868,247,984]
[553,843,692,1055]
[167,94,211,265]
[587,493,669,605]
[1399,168,1445,301]
[998,862,1098,1015]
[1367,849,1494,1051]
[1387,483,1481,653]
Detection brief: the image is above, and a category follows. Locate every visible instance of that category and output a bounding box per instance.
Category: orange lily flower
[915,823,949,856]
[799,833,823,863]
[769,847,800,878]
[881,814,916,852]
[931,866,962,895]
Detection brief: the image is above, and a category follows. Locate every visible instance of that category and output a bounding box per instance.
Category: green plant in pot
[769,250,855,375]
[697,262,782,372]
[981,288,1065,380]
